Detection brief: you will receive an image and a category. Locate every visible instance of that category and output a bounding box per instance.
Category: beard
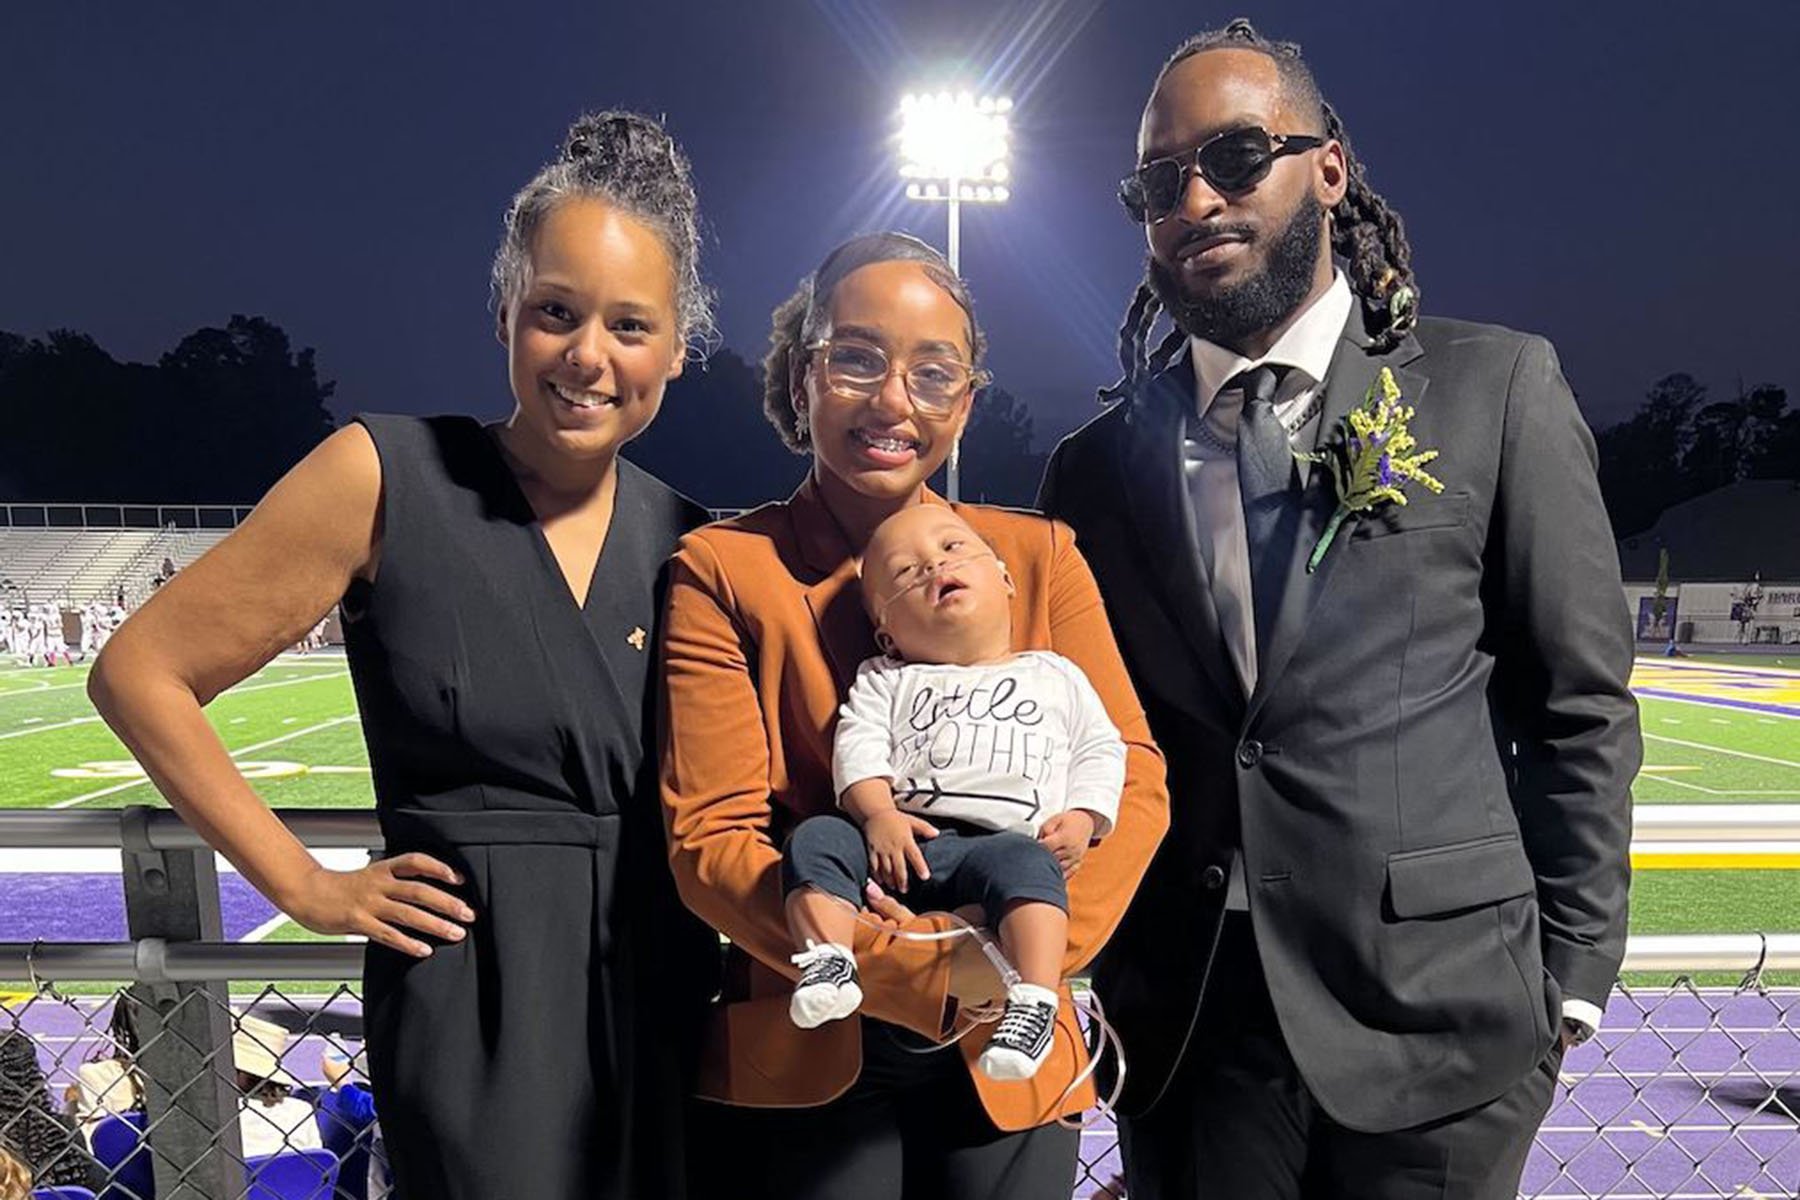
[1149,191,1326,352]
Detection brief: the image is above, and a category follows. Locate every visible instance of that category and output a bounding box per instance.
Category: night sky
[6,1,1798,459]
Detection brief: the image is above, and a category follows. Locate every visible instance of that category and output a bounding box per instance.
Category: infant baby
[781,504,1126,1081]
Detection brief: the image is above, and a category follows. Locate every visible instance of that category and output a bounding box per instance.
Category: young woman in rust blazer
[659,231,1170,1199]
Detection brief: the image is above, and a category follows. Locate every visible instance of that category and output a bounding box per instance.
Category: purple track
[0,872,278,941]
[4,875,1797,1197]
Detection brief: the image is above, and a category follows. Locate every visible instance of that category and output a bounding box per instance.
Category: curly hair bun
[561,111,672,172]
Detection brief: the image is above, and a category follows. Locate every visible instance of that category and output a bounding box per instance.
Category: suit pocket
[1350,489,1471,540]
[1386,832,1534,918]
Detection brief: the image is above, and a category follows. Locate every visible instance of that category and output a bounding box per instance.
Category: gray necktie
[1232,365,1295,662]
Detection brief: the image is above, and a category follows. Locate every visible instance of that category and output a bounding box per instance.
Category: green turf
[1632,696,1800,804]
[1631,869,1800,932]
[1682,651,1800,670]
[0,658,373,810]
[3,656,1797,951]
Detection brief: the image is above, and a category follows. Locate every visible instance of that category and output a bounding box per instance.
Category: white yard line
[1641,692,1800,721]
[0,716,100,741]
[1638,773,1723,796]
[50,716,361,809]
[1635,656,1800,679]
[1640,732,1800,772]
[0,663,345,702]
[238,912,293,943]
[223,715,358,758]
[0,674,350,748]
[0,682,84,698]
[212,670,349,697]
[45,777,152,809]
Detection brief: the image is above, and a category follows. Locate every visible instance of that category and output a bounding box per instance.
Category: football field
[0,652,1797,944]
[3,652,1799,1197]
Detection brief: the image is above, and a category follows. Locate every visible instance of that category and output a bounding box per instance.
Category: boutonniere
[1297,367,1444,573]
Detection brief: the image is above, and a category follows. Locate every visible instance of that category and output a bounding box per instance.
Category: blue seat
[90,1112,153,1200]
[301,1084,377,1200]
[33,1188,100,1200]
[243,1149,338,1200]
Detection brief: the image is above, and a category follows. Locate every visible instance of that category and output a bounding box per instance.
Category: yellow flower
[1301,368,1445,572]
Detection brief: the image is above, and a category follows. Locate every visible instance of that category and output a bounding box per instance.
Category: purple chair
[90,1112,153,1200]
[243,1149,338,1200]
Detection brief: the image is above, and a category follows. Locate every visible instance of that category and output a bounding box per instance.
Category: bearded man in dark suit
[1039,19,1641,1199]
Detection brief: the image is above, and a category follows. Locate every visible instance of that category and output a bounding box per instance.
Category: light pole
[899,90,1011,501]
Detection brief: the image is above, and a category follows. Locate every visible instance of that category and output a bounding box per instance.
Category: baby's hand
[1038,810,1098,879]
[864,810,938,894]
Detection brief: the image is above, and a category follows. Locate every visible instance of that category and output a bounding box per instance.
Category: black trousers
[1121,915,1562,1200]
[783,813,1069,929]
[691,1017,1079,1200]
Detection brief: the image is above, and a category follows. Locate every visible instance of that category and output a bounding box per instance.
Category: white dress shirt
[1183,273,1600,1035]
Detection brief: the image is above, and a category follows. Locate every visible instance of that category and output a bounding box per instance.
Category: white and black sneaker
[978,983,1060,1081]
[789,940,863,1029]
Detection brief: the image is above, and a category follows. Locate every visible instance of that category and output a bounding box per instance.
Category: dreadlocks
[1101,17,1419,404]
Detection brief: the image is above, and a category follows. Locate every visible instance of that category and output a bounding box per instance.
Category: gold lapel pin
[627,626,647,652]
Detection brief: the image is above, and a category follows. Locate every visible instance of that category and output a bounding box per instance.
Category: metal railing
[1,807,1797,1199]
[0,505,253,531]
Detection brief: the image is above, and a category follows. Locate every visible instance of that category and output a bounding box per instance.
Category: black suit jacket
[1039,314,1640,1132]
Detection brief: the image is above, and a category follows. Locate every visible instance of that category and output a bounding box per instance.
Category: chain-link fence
[2,976,1796,1200]
[1068,975,1800,1199]
[4,808,1797,1198]
[2,981,380,1200]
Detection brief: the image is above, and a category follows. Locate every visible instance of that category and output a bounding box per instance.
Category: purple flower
[1349,435,1362,457]
[1378,453,1394,487]
[1371,430,1387,446]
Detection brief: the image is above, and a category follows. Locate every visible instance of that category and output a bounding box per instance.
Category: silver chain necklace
[1193,391,1323,456]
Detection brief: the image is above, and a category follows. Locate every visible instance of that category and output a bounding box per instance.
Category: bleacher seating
[0,530,85,596]
[0,528,231,606]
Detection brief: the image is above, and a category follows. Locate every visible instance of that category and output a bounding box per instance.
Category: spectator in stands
[233,1014,322,1160]
[71,998,144,1137]
[90,110,720,1200]
[315,1049,386,1200]
[0,1139,32,1200]
[0,1032,102,1191]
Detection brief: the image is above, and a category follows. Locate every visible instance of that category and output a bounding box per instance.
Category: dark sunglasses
[1119,126,1324,224]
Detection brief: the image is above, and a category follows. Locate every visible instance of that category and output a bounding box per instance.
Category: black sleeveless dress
[341,415,717,1199]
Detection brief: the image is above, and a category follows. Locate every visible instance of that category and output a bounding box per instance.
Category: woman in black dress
[91,111,719,1199]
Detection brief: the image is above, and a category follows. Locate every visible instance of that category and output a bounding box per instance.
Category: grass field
[1,651,1797,946]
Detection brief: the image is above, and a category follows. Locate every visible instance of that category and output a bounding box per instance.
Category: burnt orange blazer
[658,476,1169,1131]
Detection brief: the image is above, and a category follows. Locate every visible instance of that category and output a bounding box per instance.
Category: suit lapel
[1117,355,1245,718]
[1247,322,1426,722]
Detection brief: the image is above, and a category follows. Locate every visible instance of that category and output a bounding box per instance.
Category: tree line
[0,318,335,504]
[0,323,1046,510]
[2,320,1794,535]
[1594,374,1799,537]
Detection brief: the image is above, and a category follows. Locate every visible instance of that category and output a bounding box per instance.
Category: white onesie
[833,650,1125,837]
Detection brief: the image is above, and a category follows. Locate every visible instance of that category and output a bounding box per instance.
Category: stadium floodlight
[899,89,1012,500]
